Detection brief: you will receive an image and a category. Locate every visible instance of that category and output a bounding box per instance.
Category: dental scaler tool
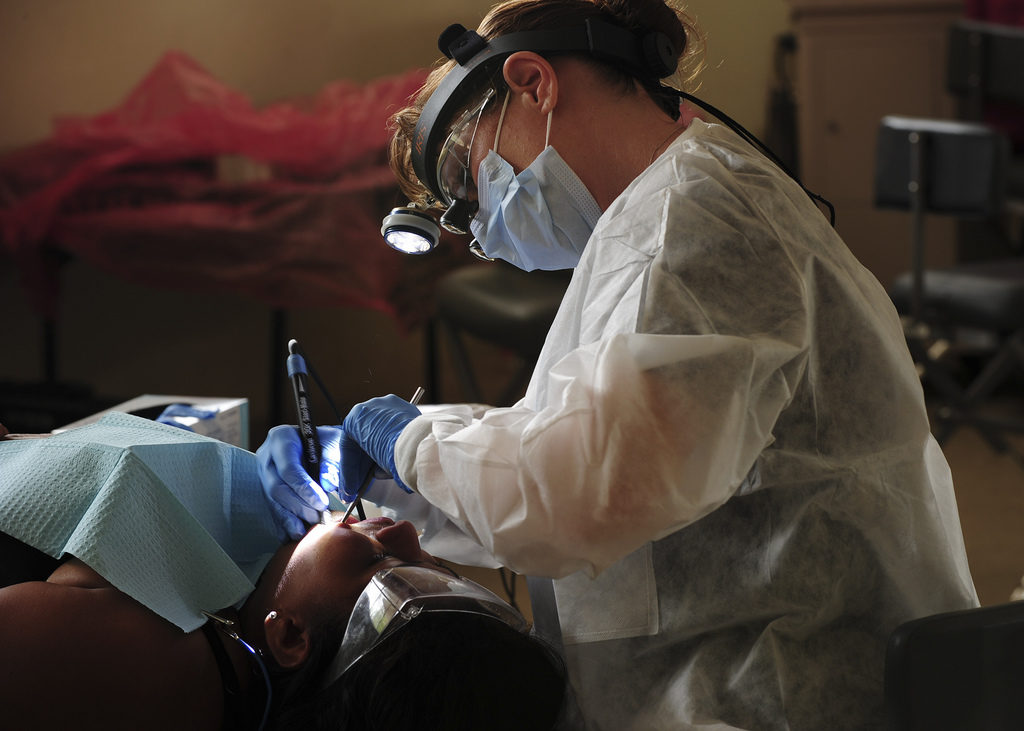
[341,386,425,522]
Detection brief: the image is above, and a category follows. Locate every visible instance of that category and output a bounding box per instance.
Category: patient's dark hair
[263,612,347,729]
[267,612,569,731]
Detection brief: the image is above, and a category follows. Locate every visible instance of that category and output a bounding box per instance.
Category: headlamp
[381,18,681,257]
[381,205,442,254]
[382,11,835,259]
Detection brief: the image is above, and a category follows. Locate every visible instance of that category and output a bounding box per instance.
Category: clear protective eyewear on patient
[319,563,528,688]
[434,86,497,229]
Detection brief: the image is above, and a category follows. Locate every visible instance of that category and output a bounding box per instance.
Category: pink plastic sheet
[966,0,1024,25]
[965,0,1024,153]
[0,52,468,326]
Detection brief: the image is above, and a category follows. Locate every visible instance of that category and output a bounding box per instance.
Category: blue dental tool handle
[287,339,321,487]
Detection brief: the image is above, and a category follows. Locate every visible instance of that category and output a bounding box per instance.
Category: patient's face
[277,516,438,615]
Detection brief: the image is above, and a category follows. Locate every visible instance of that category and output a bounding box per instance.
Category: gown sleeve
[391,167,815,578]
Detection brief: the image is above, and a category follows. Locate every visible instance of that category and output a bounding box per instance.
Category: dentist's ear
[263,610,311,669]
[503,51,559,115]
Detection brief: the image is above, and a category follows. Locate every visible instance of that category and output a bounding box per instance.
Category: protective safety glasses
[319,563,528,688]
[435,86,497,219]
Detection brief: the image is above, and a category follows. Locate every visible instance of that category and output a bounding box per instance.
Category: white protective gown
[381,119,978,730]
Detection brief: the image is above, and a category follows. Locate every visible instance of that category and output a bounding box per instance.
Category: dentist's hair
[267,612,570,731]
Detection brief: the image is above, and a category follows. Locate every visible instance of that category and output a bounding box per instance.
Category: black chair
[876,115,1024,453]
[947,19,1024,261]
[885,600,1024,730]
[428,261,570,405]
[948,19,1024,134]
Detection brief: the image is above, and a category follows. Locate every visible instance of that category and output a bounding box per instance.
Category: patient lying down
[0,416,567,731]
[0,516,568,731]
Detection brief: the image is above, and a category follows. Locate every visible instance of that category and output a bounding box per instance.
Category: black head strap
[439,24,488,64]
[412,18,681,201]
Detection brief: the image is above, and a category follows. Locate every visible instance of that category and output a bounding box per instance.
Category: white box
[56,394,250,449]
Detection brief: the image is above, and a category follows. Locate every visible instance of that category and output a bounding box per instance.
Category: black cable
[674,89,836,227]
[290,344,366,517]
[301,348,343,426]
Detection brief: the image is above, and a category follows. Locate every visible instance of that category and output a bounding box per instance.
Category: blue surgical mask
[469,94,602,271]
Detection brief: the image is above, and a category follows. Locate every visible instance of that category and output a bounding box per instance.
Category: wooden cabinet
[787,0,964,286]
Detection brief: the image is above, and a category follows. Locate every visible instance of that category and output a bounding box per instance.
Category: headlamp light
[382,20,690,257]
[381,206,442,254]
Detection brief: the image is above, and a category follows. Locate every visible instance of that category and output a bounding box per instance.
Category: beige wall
[0,1,791,440]
[685,1,792,138]
[0,0,488,150]
[0,0,790,150]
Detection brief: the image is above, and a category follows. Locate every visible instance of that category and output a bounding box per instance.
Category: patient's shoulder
[46,556,113,588]
[0,581,223,730]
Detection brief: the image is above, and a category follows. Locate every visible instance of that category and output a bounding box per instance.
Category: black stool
[429,261,570,405]
[877,116,1024,452]
[885,600,1024,730]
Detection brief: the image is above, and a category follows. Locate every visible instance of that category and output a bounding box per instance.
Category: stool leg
[441,320,483,403]
[934,332,1024,451]
[424,319,440,404]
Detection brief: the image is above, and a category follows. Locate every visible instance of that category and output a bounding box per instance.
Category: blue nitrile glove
[155,403,218,432]
[339,394,421,499]
[257,424,342,540]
